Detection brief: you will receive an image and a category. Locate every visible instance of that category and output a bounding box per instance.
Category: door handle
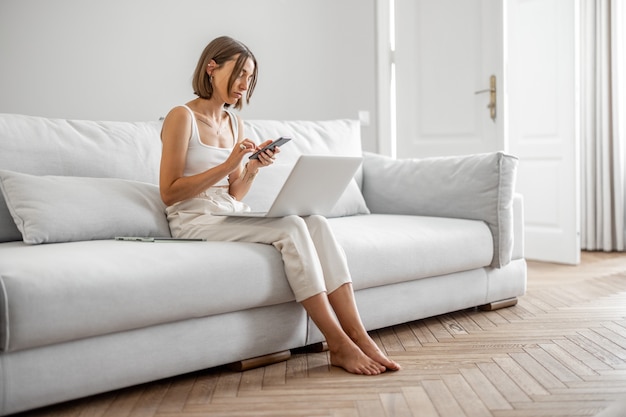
[474,75,496,121]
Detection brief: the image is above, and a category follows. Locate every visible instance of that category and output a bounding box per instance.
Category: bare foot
[353,334,401,371]
[328,339,387,375]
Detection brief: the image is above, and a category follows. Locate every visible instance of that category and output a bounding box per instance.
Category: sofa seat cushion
[0,240,293,352]
[329,214,494,290]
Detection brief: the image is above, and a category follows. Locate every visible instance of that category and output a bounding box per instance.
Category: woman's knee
[303,214,332,234]
[280,214,308,229]
[275,215,310,240]
[307,214,327,223]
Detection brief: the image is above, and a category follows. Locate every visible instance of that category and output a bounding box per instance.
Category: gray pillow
[362,151,518,268]
[0,170,171,244]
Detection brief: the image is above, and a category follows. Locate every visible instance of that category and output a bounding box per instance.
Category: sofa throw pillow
[362,151,518,268]
[0,170,171,244]
[243,163,370,218]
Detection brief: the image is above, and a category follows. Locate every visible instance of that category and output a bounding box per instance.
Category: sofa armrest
[361,151,519,268]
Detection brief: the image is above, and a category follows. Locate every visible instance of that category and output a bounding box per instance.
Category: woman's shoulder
[161,105,194,142]
[167,104,193,118]
[163,105,194,127]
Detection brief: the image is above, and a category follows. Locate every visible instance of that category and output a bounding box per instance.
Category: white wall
[0,0,379,150]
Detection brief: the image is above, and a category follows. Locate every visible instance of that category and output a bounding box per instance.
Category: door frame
[376,0,395,157]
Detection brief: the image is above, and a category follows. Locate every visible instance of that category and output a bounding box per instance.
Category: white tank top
[180,105,239,187]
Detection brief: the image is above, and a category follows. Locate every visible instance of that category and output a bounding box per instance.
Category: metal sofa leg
[478,297,518,311]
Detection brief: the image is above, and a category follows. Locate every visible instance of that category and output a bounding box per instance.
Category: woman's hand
[224,138,258,172]
[226,138,279,176]
[227,138,280,200]
[247,139,280,171]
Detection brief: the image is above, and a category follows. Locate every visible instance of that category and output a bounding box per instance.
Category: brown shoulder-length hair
[192,36,258,110]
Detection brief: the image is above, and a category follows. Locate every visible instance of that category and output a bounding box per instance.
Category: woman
[159,36,400,375]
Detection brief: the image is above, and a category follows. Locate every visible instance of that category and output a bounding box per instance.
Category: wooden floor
[18,252,626,417]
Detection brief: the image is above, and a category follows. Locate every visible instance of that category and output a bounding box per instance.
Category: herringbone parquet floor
[18,252,626,417]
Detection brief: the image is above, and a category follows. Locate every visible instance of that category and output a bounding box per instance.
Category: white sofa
[0,113,526,415]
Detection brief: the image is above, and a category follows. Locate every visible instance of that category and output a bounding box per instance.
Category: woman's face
[210,55,255,106]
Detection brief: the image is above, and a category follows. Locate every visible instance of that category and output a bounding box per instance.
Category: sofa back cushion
[0,113,163,242]
[244,119,363,163]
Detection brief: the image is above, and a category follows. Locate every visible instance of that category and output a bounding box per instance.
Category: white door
[506,0,580,265]
[394,0,505,158]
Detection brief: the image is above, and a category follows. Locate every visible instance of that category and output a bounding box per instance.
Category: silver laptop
[218,155,362,218]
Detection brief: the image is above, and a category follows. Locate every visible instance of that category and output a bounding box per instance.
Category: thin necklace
[197,112,224,135]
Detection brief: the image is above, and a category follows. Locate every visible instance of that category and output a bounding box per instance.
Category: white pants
[166,188,352,302]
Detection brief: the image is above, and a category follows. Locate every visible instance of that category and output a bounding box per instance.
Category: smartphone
[249,136,291,159]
